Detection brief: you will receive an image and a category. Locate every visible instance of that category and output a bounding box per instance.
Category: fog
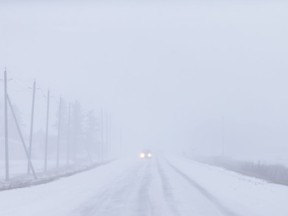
[1,0,288,162]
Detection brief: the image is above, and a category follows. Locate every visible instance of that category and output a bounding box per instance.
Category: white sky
[1,0,288,159]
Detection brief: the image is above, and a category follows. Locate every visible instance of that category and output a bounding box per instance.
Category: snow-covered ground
[0,156,288,216]
[0,160,69,179]
[0,159,97,178]
[0,159,105,191]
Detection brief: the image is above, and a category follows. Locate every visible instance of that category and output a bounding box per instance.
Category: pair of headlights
[139,152,152,159]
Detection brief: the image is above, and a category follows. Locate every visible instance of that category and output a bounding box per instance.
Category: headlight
[147,153,152,158]
[140,153,146,159]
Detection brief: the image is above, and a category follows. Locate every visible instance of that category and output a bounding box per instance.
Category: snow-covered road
[1,156,288,216]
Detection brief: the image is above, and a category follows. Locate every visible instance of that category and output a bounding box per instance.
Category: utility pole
[4,69,9,181]
[105,113,109,161]
[222,116,225,156]
[109,115,112,159]
[7,95,37,179]
[106,113,111,160]
[66,103,71,167]
[28,80,36,174]
[106,114,109,160]
[100,109,104,162]
[119,129,122,158]
[56,97,62,169]
[44,90,50,172]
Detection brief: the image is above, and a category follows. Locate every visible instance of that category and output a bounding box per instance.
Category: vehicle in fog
[139,150,152,159]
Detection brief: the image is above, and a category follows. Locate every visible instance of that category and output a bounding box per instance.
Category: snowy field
[0,160,65,178]
[0,159,104,191]
[0,160,89,179]
[0,156,288,216]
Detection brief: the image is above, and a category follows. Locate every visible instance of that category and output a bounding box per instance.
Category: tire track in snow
[72,162,148,216]
[156,159,181,216]
[126,160,153,216]
[167,160,240,216]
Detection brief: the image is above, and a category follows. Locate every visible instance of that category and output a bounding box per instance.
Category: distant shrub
[200,157,288,186]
